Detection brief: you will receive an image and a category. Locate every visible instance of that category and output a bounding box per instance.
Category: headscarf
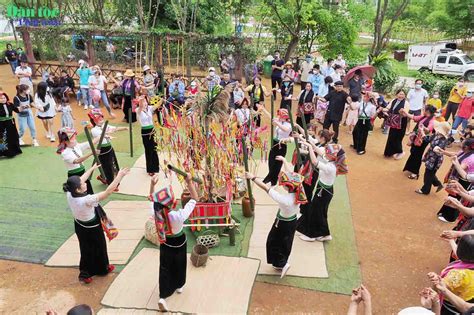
[149,186,177,244]
[56,127,77,154]
[88,108,104,126]
[277,108,289,120]
[278,171,308,204]
[325,144,348,175]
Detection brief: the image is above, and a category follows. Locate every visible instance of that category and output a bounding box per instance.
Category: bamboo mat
[45,201,150,267]
[247,204,328,278]
[101,248,259,314]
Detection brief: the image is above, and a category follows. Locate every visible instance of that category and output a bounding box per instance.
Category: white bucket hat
[143,65,151,72]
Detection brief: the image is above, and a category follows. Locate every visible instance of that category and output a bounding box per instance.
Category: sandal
[408,174,419,180]
[415,189,425,195]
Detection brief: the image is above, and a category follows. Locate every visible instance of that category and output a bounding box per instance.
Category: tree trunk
[235,48,243,81]
[20,29,36,76]
[185,39,192,78]
[85,37,96,65]
[284,35,299,61]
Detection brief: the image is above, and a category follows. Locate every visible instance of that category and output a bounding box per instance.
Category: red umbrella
[343,65,376,84]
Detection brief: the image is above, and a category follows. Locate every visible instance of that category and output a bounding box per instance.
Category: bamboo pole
[181,39,185,75]
[299,108,309,140]
[288,110,303,171]
[241,134,255,213]
[270,94,274,143]
[167,164,203,184]
[84,124,107,180]
[176,39,179,73]
[129,108,133,157]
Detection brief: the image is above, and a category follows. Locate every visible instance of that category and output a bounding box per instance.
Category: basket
[190,244,208,267]
[144,217,160,245]
[196,229,220,248]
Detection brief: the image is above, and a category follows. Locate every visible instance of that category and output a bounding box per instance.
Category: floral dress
[422,134,448,171]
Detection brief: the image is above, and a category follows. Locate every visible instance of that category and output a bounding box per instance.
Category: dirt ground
[0,65,455,314]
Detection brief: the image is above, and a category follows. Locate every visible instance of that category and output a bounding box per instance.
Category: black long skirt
[352,119,371,153]
[141,127,160,173]
[384,118,407,157]
[98,145,119,185]
[438,178,470,222]
[263,140,287,186]
[297,183,334,238]
[74,209,109,280]
[0,118,22,157]
[299,169,319,215]
[266,217,297,268]
[123,95,137,123]
[403,141,429,175]
[68,168,94,194]
[159,233,187,299]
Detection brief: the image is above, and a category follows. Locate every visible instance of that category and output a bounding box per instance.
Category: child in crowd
[427,90,443,110]
[56,96,75,129]
[346,95,360,134]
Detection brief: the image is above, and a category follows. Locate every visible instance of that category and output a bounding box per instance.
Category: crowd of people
[2,43,474,315]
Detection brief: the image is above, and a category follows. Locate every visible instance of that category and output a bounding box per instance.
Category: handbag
[96,205,119,241]
[302,101,315,114]
[387,113,401,129]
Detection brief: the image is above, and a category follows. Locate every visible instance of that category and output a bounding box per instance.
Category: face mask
[209,71,215,76]
[415,84,422,89]
[306,58,312,63]
[467,93,473,97]
[284,82,289,86]
[275,55,280,59]
[458,83,464,88]
[91,70,96,75]
[433,95,439,99]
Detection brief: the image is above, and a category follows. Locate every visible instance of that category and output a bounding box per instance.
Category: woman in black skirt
[89,109,128,188]
[148,174,198,312]
[295,82,315,127]
[351,92,377,155]
[403,105,436,179]
[63,164,129,283]
[136,94,160,175]
[436,139,474,222]
[381,89,410,160]
[57,127,99,194]
[245,156,307,278]
[297,142,347,242]
[279,75,294,110]
[121,69,140,123]
[262,108,292,186]
[244,76,271,127]
[0,92,22,158]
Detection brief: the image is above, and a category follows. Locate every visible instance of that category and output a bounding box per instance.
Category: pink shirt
[413,115,434,132]
[456,97,474,119]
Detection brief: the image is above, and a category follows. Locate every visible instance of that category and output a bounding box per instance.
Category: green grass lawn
[392,59,419,78]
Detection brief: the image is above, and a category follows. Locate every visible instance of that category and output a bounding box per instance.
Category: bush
[437,77,458,102]
[387,42,409,52]
[416,71,438,95]
[370,53,399,93]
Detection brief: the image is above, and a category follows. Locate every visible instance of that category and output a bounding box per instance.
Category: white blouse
[35,93,56,118]
[317,159,337,186]
[61,142,90,171]
[138,106,154,127]
[148,199,197,235]
[275,121,291,140]
[268,189,299,219]
[91,125,117,146]
[235,108,250,125]
[67,193,99,222]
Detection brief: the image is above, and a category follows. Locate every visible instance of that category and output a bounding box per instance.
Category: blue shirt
[308,73,324,95]
[321,66,335,78]
[169,80,185,97]
[77,68,92,87]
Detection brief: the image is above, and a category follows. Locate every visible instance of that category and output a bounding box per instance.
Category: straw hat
[434,121,451,137]
[208,67,216,72]
[284,61,293,67]
[124,69,135,77]
[143,65,151,72]
[398,307,434,315]
[115,72,123,79]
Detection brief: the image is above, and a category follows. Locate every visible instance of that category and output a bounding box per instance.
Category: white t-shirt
[407,88,428,111]
[330,72,342,83]
[317,159,337,186]
[88,75,107,91]
[138,106,154,127]
[91,124,117,145]
[334,59,346,68]
[168,199,197,234]
[268,189,299,218]
[62,142,90,171]
[15,66,32,87]
[358,101,377,118]
[275,121,291,140]
[299,61,314,82]
[235,108,250,125]
[34,93,56,118]
[67,193,99,222]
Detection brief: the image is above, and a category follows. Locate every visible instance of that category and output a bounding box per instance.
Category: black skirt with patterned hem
[98,145,119,185]
[74,208,109,280]
[297,183,334,238]
[159,233,187,299]
[266,217,297,268]
[0,118,22,158]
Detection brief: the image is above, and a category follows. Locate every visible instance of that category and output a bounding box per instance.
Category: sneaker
[299,234,316,242]
[437,215,449,223]
[50,136,56,142]
[280,263,291,279]
[394,152,405,160]
[46,133,51,139]
[79,277,93,284]
[357,151,366,155]
[89,105,94,109]
[176,287,183,294]
[436,185,444,193]
[19,138,25,146]
[315,235,333,242]
[158,298,169,312]
[32,139,39,147]
[84,105,88,110]
[107,265,115,273]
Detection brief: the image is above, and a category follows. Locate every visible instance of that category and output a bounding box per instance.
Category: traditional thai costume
[352,100,377,153]
[266,172,307,269]
[263,109,291,186]
[384,98,408,157]
[58,128,93,194]
[150,187,197,301]
[89,109,120,185]
[0,98,22,157]
[296,89,315,127]
[403,115,435,176]
[297,144,347,238]
[138,104,159,174]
